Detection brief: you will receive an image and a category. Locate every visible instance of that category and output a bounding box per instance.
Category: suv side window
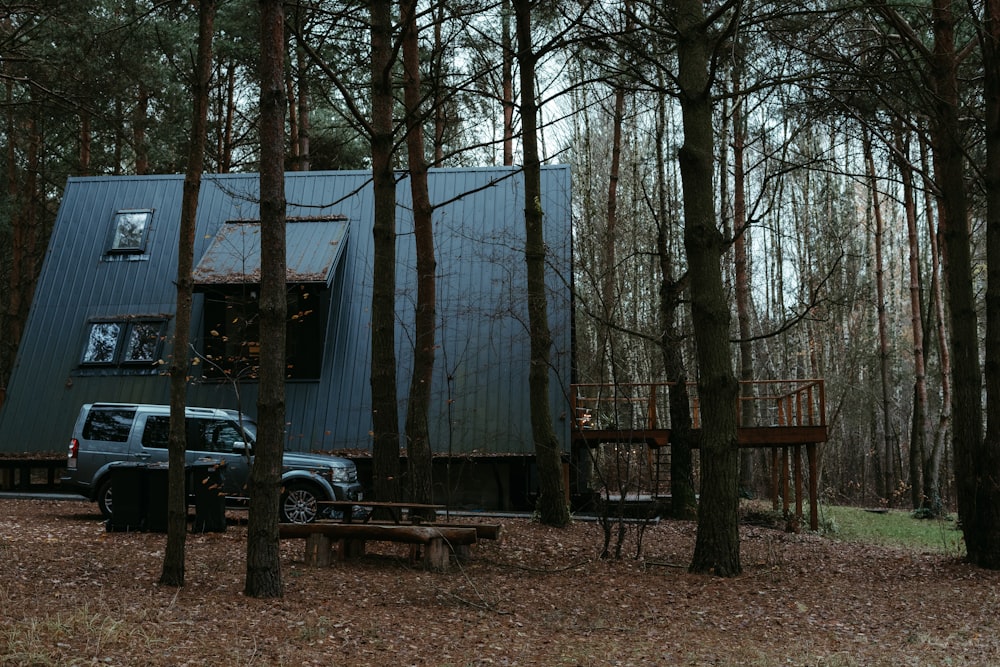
[141,415,244,454]
[83,407,136,442]
[189,418,245,453]
[141,415,170,448]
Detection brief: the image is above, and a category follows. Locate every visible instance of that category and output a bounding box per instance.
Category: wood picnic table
[318,500,444,524]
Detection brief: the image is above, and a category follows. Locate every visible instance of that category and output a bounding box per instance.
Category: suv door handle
[135,452,151,460]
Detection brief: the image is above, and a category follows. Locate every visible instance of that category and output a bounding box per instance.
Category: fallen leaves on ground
[1,498,998,666]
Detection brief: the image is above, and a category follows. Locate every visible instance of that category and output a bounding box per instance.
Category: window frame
[106,209,153,255]
[80,317,168,368]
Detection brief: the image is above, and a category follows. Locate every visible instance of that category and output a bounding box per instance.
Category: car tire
[96,477,114,520]
[280,482,323,524]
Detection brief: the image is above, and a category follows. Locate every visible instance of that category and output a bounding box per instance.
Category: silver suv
[62,403,363,523]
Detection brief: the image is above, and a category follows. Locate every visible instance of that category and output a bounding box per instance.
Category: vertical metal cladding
[0,167,572,458]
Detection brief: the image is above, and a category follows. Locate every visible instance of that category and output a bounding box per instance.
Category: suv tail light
[67,438,79,469]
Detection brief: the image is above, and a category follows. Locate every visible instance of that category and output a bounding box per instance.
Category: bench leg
[425,537,450,572]
[339,538,366,560]
[304,533,332,566]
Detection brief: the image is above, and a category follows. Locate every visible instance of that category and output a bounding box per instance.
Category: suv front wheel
[280,482,323,523]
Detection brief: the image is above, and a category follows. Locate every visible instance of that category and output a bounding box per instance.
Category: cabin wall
[0,168,573,473]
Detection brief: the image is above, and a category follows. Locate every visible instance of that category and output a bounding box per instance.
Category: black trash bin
[188,459,227,533]
[107,462,149,532]
[143,463,170,532]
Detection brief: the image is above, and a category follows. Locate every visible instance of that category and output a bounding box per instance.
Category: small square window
[123,321,164,363]
[82,322,122,363]
[109,210,152,253]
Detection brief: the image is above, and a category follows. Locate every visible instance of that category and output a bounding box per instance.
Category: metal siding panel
[0,168,573,459]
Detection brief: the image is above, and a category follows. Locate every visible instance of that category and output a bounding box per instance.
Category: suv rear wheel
[96,477,114,519]
[280,482,322,523]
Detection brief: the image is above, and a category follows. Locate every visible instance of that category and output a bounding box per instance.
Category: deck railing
[571,379,826,432]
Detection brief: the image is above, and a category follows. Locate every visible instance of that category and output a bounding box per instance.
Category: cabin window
[107,209,152,254]
[81,318,167,367]
[201,284,323,381]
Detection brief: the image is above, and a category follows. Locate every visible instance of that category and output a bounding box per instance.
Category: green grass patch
[818,504,964,556]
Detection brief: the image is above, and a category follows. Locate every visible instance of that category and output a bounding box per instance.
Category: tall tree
[513,0,570,527]
[863,128,896,502]
[654,77,697,520]
[926,0,998,568]
[160,0,217,588]
[245,0,286,598]
[401,0,436,512]
[670,0,741,576]
[369,0,402,505]
[978,0,1000,568]
[894,123,930,511]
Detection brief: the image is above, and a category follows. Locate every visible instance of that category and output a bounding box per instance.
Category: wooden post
[770,448,779,510]
[807,442,818,530]
[304,533,332,566]
[794,445,803,530]
[781,447,790,516]
[425,537,450,571]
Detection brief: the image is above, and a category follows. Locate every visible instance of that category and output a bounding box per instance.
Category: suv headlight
[328,466,352,483]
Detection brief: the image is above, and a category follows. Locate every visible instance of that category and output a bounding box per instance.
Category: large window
[107,209,152,254]
[81,318,167,367]
[142,415,251,454]
[201,284,323,381]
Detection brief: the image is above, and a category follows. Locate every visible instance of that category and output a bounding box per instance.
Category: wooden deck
[572,425,828,448]
[571,380,827,529]
[571,379,827,448]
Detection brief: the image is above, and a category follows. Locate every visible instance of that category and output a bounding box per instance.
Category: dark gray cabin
[0,167,573,507]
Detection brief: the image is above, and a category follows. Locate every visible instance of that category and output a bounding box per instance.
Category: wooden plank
[278,522,477,545]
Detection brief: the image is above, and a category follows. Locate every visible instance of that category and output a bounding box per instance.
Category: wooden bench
[0,456,66,491]
[279,522,479,571]
[318,500,445,524]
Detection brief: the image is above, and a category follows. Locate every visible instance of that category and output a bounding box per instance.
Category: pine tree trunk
[894,124,929,511]
[731,69,755,496]
[161,0,216,588]
[514,0,569,527]
[918,133,949,508]
[245,0,286,598]
[672,0,741,576]
[401,0,436,513]
[931,0,1000,568]
[369,0,401,505]
[976,0,1000,569]
[502,0,514,167]
[654,80,696,519]
[864,130,896,504]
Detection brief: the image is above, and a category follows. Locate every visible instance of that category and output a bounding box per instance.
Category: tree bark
[863,129,896,503]
[245,0,286,598]
[160,0,216,589]
[672,0,741,576]
[731,66,755,496]
[929,0,1000,568]
[401,0,436,513]
[894,124,929,511]
[653,77,696,519]
[514,0,569,527]
[369,0,402,505]
[502,0,515,167]
[919,131,949,509]
[977,0,1000,568]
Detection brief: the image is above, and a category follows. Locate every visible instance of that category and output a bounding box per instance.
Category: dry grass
[2,497,999,666]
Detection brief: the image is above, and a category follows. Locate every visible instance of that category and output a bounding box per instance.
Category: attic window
[81,318,167,367]
[108,209,152,253]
